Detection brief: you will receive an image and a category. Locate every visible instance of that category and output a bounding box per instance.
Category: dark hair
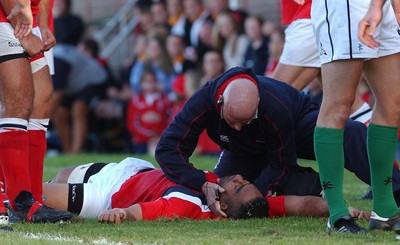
[65,0,72,12]
[228,197,269,220]
[82,39,100,58]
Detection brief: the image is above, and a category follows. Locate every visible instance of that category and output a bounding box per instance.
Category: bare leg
[48,166,76,183]
[272,63,320,90]
[42,183,69,211]
[70,100,88,154]
[31,66,53,119]
[52,106,71,152]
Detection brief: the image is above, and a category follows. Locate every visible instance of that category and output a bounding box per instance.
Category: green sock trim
[368,123,399,217]
[314,127,348,223]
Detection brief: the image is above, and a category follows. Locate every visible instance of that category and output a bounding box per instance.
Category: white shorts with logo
[0,23,48,73]
[311,0,400,64]
[279,18,320,67]
[79,157,155,218]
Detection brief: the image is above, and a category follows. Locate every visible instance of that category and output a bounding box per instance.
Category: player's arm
[98,204,143,224]
[284,195,370,219]
[37,0,55,50]
[284,195,329,217]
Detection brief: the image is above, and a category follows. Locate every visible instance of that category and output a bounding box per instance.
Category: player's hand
[7,2,33,39]
[202,181,227,218]
[39,26,56,51]
[358,5,383,48]
[98,208,127,224]
[19,33,44,57]
[348,207,370,221]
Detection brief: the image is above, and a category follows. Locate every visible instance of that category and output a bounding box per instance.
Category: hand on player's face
[202,181,227,218]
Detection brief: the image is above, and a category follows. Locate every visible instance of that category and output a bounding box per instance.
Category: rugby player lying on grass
[42,157,369,223]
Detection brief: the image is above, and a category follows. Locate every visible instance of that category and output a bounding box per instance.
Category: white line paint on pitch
[22,233,130,245]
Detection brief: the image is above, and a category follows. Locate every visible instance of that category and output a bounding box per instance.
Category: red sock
[0,131,31,210]
[0,170,6,213]
[28,130,46,204]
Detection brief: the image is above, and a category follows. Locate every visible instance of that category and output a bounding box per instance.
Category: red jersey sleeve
[139,196,217,220]
[267,196,286,218]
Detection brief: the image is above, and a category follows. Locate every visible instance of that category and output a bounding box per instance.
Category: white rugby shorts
[279,18,321,67]
[311,0,400,64]
[0,23,48,73]
[79,157,155,218]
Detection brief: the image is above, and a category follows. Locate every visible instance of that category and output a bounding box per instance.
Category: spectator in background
[129,29,175,94]
[261,20,277,38]
[243,15,269,75]
[166,34,196,75]
[53,0,83,47]
[166,0,185,29]
[206,0,247,33]
[77,38,127,152]
[211,11,248,70]
[171,0,212,64]
[78,38,116,89]
[199,49,225,86]
[264,28,285,77]
[150,0,170,31]
[52,10,108,153]
[132,0,154,35]
[92,34,148,125]
[126,65,172,155]
[116,34,148,101]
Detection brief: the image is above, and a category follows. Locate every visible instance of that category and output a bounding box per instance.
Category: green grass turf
[1,153,399,244]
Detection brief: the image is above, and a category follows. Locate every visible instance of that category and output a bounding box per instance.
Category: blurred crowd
[48,0,288,155]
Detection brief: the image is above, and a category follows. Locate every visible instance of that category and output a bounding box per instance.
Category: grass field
[1,153,399,244]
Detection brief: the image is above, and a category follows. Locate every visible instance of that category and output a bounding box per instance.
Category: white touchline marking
[22,233,131,245]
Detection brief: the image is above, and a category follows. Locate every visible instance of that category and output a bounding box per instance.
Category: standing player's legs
[311,0,378,233]
[0,55,34,212]
[29,59,53,204]
[314,59,364,229]
[364,53,400,228]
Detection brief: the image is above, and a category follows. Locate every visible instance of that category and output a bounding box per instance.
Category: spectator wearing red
[126,66,172,155]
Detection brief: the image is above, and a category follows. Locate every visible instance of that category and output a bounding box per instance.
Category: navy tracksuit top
[155,67,318,191]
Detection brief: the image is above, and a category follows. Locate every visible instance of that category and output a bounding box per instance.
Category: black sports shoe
[369,211,400,232]
[0,211,12,232]
[9,201,72,223]
[327,215,368,234]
